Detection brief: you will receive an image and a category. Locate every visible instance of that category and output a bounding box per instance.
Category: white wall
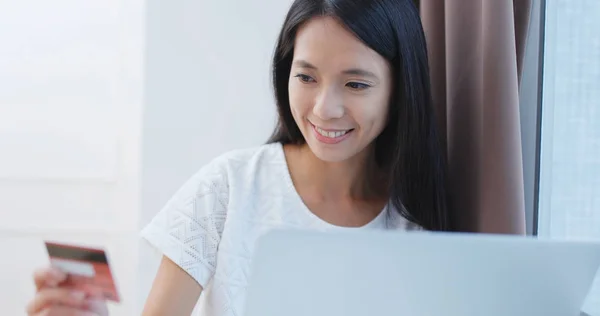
[138,0,293,312]
[0,0,294,314]
[0,0,144,314]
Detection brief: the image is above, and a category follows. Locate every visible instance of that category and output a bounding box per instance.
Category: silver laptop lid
[245,230,600,316]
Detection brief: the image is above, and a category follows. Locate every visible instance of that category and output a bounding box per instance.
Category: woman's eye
[295,74,315,83]
[346,82,370,90]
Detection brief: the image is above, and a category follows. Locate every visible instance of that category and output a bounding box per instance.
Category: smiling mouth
[309,121,354,139]
[314,126,353,138]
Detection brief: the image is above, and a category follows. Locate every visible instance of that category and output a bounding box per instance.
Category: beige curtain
[419,0,532,234]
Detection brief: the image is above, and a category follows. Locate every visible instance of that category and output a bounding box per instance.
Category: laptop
[244,230,600,316]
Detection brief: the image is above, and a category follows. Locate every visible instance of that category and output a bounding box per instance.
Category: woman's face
[288,16,392,163]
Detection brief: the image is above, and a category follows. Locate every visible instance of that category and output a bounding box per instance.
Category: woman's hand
[26,266,108,316]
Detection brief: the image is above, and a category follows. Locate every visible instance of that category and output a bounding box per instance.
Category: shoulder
[193,142,285,184]
[208,142,284,170]
[168,142,286,205]
[139,142,285,287]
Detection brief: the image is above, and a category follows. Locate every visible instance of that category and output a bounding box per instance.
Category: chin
[305,139,360,163]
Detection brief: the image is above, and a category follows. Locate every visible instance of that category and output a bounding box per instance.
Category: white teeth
[316,126,350,138]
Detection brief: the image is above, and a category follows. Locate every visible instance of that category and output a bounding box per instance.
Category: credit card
[44,241,120,302]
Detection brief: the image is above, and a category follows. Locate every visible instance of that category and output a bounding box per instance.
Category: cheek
[353,94,389,132]
[288,83,313,119]
[376,102,390,129]
[372,87,392,131]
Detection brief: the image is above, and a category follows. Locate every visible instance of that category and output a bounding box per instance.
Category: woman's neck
[285,143,386,202]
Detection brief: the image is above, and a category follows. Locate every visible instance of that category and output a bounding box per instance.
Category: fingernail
[71,291,86,301]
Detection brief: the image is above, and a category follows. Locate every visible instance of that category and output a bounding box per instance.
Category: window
[537,0,600,314]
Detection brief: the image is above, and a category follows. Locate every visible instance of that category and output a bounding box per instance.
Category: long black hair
[267,0,450,232]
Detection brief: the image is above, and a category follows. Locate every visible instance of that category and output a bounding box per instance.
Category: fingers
[34,306,99,316]
[33,267,67,290]
[29,266,107,316]
[26,288,86,314]
[84,299,109,314]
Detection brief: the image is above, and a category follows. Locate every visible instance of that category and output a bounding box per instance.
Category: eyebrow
[293,60,378,79]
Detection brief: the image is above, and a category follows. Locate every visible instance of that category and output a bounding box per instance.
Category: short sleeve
[140,158,229,288]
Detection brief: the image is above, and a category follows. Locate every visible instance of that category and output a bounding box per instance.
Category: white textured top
[140,142,422,316]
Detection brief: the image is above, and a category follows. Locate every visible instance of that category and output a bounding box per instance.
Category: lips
[314,125,352,138]
[309,121,354,144]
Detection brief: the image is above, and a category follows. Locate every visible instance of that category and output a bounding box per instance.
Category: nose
[312,86,344,120]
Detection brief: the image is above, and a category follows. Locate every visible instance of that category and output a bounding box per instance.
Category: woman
[26,0,450,315]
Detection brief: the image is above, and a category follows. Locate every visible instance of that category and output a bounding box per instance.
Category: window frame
[520,0,547,236]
